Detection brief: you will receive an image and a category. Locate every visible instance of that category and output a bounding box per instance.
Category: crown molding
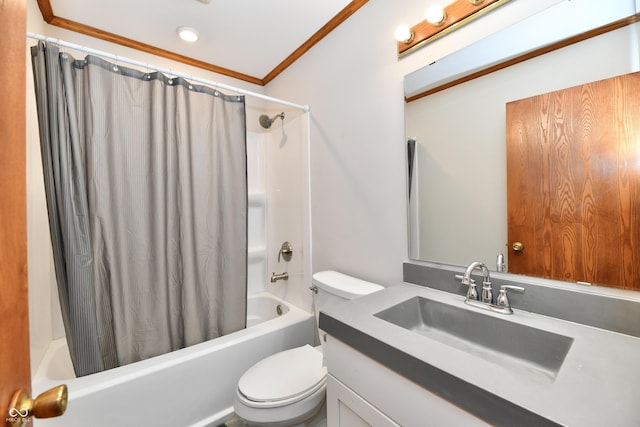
[36,0,368,86]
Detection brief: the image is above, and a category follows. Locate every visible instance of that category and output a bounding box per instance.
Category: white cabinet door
[327,375,400,427]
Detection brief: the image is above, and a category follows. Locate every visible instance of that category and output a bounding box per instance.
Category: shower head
[259,112,285,129]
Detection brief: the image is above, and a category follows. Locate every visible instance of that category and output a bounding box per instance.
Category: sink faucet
[461,261,492,303]
[456,261,525,315]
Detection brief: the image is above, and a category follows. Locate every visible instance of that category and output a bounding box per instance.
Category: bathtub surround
[31,42,248,376]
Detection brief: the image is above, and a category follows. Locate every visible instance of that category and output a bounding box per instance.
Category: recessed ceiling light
[177,26,199,43]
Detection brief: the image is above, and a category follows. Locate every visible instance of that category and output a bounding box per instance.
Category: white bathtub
[32,292,315,427]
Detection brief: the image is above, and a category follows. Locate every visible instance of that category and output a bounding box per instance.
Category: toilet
[233,270,383,426]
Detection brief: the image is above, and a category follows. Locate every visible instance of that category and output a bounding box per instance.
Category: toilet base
[233,386,326,427]
[224,401,326,427]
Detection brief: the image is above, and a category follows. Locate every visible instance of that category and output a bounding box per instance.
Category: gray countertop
[319,282,640,427]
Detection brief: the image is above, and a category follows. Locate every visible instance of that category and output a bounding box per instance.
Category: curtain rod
[27,32,310,113]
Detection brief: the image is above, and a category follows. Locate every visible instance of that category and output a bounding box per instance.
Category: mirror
[405,3,640,287]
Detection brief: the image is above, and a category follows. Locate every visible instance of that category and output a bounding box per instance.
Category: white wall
[263,0,640,287]
[259,1,476,286]
[263,2,412,287]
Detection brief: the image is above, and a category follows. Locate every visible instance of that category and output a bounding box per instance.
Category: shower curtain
[31,42,247,377]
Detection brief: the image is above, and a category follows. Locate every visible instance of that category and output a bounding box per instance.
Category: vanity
[319,262,640,426]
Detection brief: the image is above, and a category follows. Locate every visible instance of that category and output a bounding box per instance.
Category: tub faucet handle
[278,241,293,263]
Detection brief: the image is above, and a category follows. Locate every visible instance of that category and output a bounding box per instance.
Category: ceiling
[38,0,368,85]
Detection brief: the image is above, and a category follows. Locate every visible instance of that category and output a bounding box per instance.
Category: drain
[276,304,283,316]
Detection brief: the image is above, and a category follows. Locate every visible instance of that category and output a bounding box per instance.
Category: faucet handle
[278,241,293,263]
[496,285,525,309]
[467,283,479,301]
[455,274,478,300]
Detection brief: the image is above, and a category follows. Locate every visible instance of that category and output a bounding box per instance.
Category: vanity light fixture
[394,24,414,44]
[177,26,199,43]
[396,0,512,57]
[426,4,446,26]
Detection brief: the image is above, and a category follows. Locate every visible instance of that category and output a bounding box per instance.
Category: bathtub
[32,292,316,427]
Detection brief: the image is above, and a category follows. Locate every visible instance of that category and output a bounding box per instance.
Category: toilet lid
[238,345,327,404]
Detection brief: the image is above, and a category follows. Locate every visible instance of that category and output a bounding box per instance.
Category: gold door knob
[512,241,524,252]
[7,385,68,426]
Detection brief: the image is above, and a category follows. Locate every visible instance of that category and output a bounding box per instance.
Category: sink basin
[374,296,573,382]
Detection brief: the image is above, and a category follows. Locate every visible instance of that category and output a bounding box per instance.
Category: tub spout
[270,272,289,283]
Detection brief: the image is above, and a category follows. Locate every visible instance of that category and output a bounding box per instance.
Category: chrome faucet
[462,261,493,303]
[456,261,525,315]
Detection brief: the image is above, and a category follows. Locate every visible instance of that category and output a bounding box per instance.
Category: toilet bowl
[234,345,326,426]
[233,271,383,426]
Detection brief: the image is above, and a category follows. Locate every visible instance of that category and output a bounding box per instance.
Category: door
[506,72,640,290]
[0,0,31,424]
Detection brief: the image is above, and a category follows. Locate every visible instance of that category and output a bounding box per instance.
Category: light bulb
[426,4,446,26]
[177,26,199,43]
[394,25,414,43]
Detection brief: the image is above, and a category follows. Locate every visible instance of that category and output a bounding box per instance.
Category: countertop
[319,282,640,427]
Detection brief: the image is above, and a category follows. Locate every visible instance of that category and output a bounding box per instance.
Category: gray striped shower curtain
[31,41,247,376]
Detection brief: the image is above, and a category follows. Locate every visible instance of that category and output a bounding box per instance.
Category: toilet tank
[312,271,383,322]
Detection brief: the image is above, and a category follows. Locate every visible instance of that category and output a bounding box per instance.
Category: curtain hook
[56,41,67,60]
[188,75,194,90]
[145,63,151,80]
[113,55,119,72]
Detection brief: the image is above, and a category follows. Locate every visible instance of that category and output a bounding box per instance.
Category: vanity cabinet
[324,335,489,427]
[321,281,640,426]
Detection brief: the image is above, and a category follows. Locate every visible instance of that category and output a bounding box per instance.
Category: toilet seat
[237,345,327,408]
